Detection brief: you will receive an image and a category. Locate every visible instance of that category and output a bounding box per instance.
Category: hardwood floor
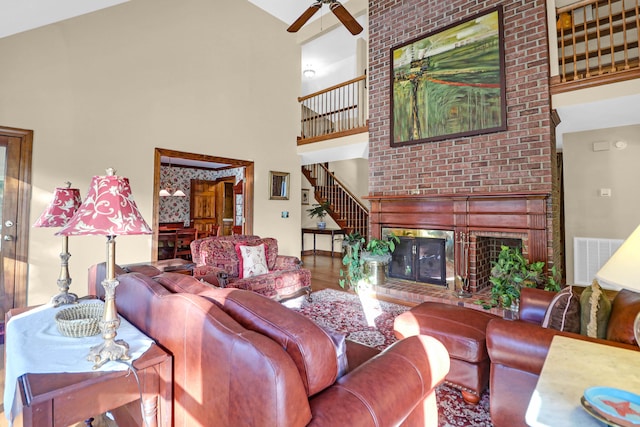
[302,254,419,307]
[302,254,347,293]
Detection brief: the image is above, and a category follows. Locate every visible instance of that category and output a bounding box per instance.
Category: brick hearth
[372,278,505,317]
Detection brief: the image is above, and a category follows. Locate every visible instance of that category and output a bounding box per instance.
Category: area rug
[288,289,493,427]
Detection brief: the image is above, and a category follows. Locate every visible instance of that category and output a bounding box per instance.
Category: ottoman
[394,302,499,404]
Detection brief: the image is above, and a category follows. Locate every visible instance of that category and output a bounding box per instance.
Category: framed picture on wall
[390,5,506,146]
[301,189,310,205]
[269,171,290,200]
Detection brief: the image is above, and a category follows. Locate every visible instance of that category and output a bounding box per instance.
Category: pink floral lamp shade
[57,169,152,237]
[33,185,82,228]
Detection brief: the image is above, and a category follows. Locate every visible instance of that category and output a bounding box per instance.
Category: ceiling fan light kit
[287,0,363,35]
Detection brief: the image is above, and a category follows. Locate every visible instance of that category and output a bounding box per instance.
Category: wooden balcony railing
[552,0,640,93]
[297,75,368,145]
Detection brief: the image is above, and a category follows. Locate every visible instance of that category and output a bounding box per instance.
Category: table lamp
[596,225,640,346]
[57,168,152,369]
[33,182,82,306]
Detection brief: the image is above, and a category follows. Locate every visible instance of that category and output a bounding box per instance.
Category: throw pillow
[541,286,581,332]
[235,243,269,279]
[606,289,640,345]
[580,279,612,339]
[254,238,278,270]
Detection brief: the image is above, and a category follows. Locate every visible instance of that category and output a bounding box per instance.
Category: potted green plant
[339,233,366,293]
[341,231,363,257]
[361,234,400,286]
[306,201,331,229]
[478,245,560,314]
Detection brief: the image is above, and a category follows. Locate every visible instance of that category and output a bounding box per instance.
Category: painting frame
[390,6,506,147]
[301,189,310,205]
[269,171,290,200]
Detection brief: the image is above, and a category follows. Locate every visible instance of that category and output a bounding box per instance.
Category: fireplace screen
[389,236,447,286]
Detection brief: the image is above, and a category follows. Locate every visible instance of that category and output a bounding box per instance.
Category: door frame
[0,126,33,311]
[152,148,254,260]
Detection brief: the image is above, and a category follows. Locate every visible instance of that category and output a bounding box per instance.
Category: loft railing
[297,75,368,145]
[302,163,369,238]
[552,0,640,93]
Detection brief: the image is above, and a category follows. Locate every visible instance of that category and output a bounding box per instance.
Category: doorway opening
[152,148,254,261]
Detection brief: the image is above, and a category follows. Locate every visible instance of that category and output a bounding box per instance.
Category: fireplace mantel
[366,193,551,289]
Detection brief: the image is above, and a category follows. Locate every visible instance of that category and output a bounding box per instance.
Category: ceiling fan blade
[330,2,363,35]
[287,2,322,33]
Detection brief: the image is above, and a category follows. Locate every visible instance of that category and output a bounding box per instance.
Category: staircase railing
[302,163,368,237]
[298,75,368,145]
[552,0,640,93]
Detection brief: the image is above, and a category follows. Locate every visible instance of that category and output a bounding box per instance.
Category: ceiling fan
[287,0,363,35]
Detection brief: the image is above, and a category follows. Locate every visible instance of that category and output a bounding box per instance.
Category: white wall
[0,0,302,305]
[563,124,640,284]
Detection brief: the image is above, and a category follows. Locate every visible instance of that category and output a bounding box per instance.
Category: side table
[14,343,172,427]
[526,335,640,426]
[301,227,345,257]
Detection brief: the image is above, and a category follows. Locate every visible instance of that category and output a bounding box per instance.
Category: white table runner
[4,299,155,425]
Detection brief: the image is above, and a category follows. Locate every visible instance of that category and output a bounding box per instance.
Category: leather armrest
[519,287,556,324]
[486,319,555,375]
[308,336,449,426]
[486,318,640,376]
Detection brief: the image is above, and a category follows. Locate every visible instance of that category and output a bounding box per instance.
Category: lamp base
[88,338,130,370]
[89,274,130,370]
[50,291,79,307]
[52,241,77,307]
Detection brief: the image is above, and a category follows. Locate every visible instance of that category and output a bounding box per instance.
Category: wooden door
[190,180,217,236]
[191,180,216,219]
[216,179,234,235]
[0,127,33,317]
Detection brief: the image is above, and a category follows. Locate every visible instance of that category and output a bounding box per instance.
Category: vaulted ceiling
[0,0,637,149]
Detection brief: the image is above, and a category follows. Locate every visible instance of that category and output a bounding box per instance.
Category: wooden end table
[13,343,172,427]
[301,227,345,257]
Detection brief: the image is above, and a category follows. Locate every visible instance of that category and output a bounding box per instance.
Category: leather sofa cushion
[607,289,640,345]
[116,273,313,427]
[394,302,498,362]
[155,273,341,397]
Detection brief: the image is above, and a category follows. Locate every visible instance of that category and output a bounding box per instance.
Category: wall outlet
[599,188,612,197]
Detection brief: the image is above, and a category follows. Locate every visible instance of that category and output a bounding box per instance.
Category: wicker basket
[55,303,103,338]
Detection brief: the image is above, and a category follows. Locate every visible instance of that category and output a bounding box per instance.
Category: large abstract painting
[391,6,506,146]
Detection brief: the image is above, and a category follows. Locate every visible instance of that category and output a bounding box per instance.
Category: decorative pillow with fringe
[580,279,612,339]
[541,286,581,332]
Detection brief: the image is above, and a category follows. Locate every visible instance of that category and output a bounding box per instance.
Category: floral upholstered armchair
[190,235,311,302]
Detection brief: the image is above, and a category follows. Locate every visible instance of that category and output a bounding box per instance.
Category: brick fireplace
[368,193,550,293]
[365,0,561,289]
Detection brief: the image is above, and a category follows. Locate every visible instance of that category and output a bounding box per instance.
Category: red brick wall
[368,0,553,196]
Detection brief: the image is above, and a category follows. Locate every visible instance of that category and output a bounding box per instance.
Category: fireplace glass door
[389,236,447,286]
